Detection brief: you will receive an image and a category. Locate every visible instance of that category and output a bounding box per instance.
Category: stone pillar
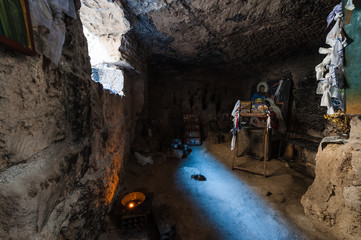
[301,117,361,238]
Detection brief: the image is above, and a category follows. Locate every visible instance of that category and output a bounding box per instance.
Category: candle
[121,192,146,210]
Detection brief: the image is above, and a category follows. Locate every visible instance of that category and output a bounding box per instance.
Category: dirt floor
[98,141,346,240]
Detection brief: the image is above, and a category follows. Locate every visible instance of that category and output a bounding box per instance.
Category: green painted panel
[344,0,361,114]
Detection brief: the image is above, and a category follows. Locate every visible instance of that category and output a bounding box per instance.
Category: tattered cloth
[320,136,348,151]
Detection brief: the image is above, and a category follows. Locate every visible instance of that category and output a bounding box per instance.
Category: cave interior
[0,0,360,239]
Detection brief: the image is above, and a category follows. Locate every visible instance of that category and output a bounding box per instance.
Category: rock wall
[147,68,246,142]
[146,52,328,144]
[0,1,147,239]
[301,117,361,239]
[121,0,339,68]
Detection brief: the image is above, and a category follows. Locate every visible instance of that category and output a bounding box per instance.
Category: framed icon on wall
[0,0,36,55]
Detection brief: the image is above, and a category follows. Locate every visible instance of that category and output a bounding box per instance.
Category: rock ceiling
[120,0,339,69]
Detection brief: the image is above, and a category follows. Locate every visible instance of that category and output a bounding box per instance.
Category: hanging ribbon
[231,135,236,151]
[274,80,284,98]
[326,3,342,28]
[264,110,272,135]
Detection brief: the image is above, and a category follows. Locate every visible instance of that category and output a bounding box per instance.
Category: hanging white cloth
[231,100,241,117]
[28,0,53,29]
[321,86,332,108]
[274,80,284,98]
[315,62,329,80]
[329,65,338,87]
[47,0,76,19]
[44,6,66,68]
[231,100,240,151]
[316,80,329,95]
[264,98,286,133]
[231,135,236,151]
[327,106,335,115]
[314,3,346,115]
[331,38,344,68]
[326,17,342,47]
[319,47,333,55]
[266,114,271,131]
[315,47,332,80]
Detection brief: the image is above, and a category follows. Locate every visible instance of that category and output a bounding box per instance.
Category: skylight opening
[79,0,131,96]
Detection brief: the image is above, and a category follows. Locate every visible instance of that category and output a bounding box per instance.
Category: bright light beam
[176,146,305,240]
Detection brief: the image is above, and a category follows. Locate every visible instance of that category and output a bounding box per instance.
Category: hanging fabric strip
[315,48,332,80]
[274,80,284,98]
[315,2,346,115]
[231,135,236,151]
[327,106,335,115]
[316,80,329,95]
[329,65,337,87]
[231,100,240,151]
[321,88,332,107]
[326,18,342,47]
[331,38,344,68]
[326,3,342,28]
[231,100,241,117]
[266,114,271,131]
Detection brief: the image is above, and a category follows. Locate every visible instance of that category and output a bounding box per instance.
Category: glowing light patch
[91,66,124,96]
[82,26,125,96]
[175,146,304,240]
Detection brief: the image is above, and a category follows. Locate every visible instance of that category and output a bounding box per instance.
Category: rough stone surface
[147,68,245,141]
[301,117,361,239]
[146,52,328,144]
[0,1,147,239]
[121,0,339,69]
[122,0,336,146]
[80,0,130,65]
[0,0,356,239]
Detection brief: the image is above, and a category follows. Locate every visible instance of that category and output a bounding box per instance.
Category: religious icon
[0,0,36,55]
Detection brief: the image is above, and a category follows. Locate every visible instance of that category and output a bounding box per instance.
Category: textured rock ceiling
[121,0,339,68]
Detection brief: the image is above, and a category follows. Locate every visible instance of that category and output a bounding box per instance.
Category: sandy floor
[99,142,344,240]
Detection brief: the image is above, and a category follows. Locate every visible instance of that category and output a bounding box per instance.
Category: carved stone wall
[301,117,361,239]
[0,1,147,239]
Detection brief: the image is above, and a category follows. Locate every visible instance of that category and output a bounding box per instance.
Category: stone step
[278,138,320,177]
